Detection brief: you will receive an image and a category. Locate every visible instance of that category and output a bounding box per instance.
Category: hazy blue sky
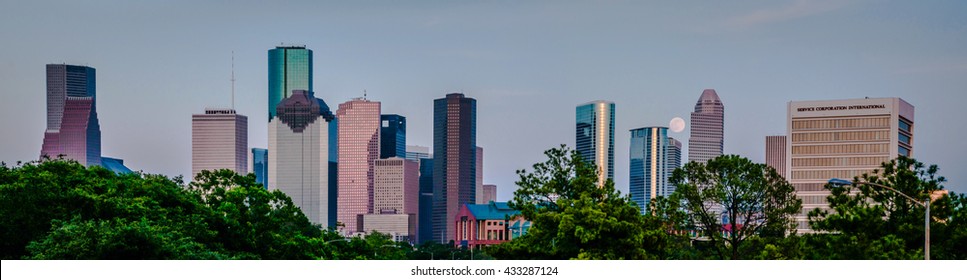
[2,0,965,197]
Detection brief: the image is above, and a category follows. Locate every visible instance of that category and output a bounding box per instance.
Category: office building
[688,89,724,163]
[480,184,497,204]
[418,157,434,244]
[267,46,312,121]
[191,109,248,180]
[336,97,381,233]
[454,202,530,249]
[268,90,334,227]
[380,114,406,159]
[432,93,477,243]
[405,145,431,161]
[787,97,914,232]
[252,148,268,188]
[576,100,615,187]
[361,157,419,243]
[765,135,787,178]
[629,127,675,214]
[359,214,416,243]
[41,64,101,166]
[666,137,682,195]
[475,146,484,204]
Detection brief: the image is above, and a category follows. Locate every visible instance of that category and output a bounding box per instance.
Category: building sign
[796,104,886,112]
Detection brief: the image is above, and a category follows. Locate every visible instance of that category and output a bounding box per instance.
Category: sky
[1,0,966,198]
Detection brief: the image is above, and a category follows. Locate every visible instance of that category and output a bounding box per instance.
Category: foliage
[486,145,662,260]
[806,156,966,260]
[669,155,801,259]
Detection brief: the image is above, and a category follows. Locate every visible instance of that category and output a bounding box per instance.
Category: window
[899,134,911,145]
[899,146,910,157]
[899,119,911,132]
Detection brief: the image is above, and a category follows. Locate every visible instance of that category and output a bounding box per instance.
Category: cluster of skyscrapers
[42,46,916,242]
[576,89,724,214]
[186,46,493,244]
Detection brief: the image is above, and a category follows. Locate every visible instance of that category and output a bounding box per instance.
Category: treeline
[0,161,478,260]
[484,146,967,260]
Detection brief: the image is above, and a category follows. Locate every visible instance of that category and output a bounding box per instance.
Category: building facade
[405,145,431,161]
[268,90,334,227]
[380,114,406,159]
[418,157,435,244]
[765,135,787,178]
[373,157,419,215]
[688,89,724,163]
[629,127,673,213]
[481,184,497,204]
[454,202,529,249]
[336,98,381,233]
[576,100,615,187]
[787,98,914,232]
[191,109,248,180]
[41,64,101,167]
[432,93,477,243]
[267,46,312,121]
[666,137,682,195]
[251,148,268,188]
[475,146,484,204]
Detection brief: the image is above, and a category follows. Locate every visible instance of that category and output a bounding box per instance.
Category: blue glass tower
[629,126,669,214]
[268,46,312,121]
[252,148,268,188]
[576,100,615,187]
[418,157,434,244]
[380,114,406,159]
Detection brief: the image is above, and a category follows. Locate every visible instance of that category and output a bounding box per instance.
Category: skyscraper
[191,109,248,180]
[666,137,682,195]
[475,146,484,204]
[576,100,615,187]
[373,158,419,215]
[380,114,406,159]
[405,145,431,161]
[336,97,381,233]
[268,46,312,121]
[481,184,497,204]
[629,127,672,214]
[251,148,268,188]
[432,93,476,243]
[765,135,787,178]
[418,157,434,244]
[788,98,913,233]
[268,90,334,227]
[688,89,724,163]
[41,64,101,167]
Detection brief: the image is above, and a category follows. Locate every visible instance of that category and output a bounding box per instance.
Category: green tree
[486,145,661,260]
[670,155,801,260]
[806,156,964,260]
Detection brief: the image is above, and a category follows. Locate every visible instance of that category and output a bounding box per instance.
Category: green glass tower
[268,46,313,121]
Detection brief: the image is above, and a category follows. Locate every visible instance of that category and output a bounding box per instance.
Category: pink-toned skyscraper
[191,109,248,180]
[336,97,381,233]
[41,64,101,166]
[475,146,484,204]
[481,184,497,204]
[688,89,724,163]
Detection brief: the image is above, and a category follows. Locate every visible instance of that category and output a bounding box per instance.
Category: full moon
[669,117,685,133]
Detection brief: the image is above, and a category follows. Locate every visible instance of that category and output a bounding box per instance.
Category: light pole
[322,238,350,260]
[828,178,930,260]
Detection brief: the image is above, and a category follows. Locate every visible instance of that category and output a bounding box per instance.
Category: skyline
[2,1,966,197]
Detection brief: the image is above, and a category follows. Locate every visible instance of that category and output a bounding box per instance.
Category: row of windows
[792,117,890,130]
[792,169,872,180]
[792,143,889,155]
[794,183,827,192]
[792,130,890,143]
[791,156,890,168]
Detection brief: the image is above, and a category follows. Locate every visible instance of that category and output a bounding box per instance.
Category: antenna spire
[364,89,367,100]
[231,51,236,110]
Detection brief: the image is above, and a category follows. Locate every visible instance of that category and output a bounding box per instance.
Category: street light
[828,178,930,260]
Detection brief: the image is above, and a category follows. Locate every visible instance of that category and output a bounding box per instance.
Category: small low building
[454,201,530,249]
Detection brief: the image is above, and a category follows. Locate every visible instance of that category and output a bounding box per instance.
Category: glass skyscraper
[688,89,724,163]
[629,127,677,214]
[418,157,434,244]
[41,64,101,167]
[252,148,268,188]
[576,100,615,188]
[336,98,381,234]
[268,46,312,121]
[268,90,333,227]
[380,114,406,159]
[432,93,476,243]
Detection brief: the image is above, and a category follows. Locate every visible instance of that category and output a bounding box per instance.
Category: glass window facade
[575,101,615,187]
[268,46,312,121]
[380,114,406,159]
[629,127,671,214]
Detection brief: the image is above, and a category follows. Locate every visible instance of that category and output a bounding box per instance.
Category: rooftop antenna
[364,89,367,100]
[231,51,236,110]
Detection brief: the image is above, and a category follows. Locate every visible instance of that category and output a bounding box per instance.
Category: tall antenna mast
[231,51,236,110]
